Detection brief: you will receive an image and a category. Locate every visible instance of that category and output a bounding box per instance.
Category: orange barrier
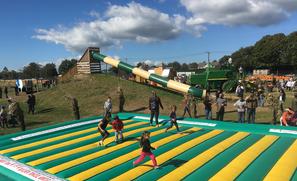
[246,75,292,82]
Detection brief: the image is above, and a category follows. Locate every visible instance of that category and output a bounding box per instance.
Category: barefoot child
[165,105,180,133]
[97,115,111,146]
[112,115,124,143]
[133,131,159,169]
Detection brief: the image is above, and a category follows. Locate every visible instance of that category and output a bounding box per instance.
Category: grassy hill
[0,74,295,135]
[0,74,184,135]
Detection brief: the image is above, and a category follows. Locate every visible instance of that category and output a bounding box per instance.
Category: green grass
[0,74,184,135]
[0,74,295,135]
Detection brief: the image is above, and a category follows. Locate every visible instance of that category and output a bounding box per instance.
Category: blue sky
[1,0,297,70]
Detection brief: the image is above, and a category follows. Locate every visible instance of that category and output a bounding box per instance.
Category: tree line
[0,59,77,80]
[219,31,297,73]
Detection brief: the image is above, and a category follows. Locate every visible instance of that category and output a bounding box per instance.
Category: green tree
[22,62,42,79]
[231,46,254,69]
[252,33,287,67]
[41,63,58,79]
[188,62,198,70]
[1,67,9,79]
[58,59,77,74]
[282,31,297,66]
[167,61,181,71]
[180,63,189,71]
[218,55,231,68]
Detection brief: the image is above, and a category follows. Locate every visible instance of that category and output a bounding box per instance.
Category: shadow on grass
[124,107,147,113]
[26,120,50,127]
[224,110,237,113]
[36,107,55,114]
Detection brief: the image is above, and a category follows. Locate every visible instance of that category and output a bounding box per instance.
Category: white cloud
[33,1,297,53]
[33,2,191,52]
[180,0,297,26]
[112,55,120,60]
[89,10,100,18]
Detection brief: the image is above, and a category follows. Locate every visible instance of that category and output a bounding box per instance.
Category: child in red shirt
[112,115,124,143]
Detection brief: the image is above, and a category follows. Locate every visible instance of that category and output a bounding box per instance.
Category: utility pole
[205,51,210,90]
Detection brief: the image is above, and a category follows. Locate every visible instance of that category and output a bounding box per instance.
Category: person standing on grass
[17,106,25,131]
[182,94,192,118]
[8,98,18,127]
[133,131,159,169]
[192,98,198,118]
[0,106,8,128]
[14,85,19,96]
[204,91,212,120]
[97,115,111,146]
[0,87,2,99]
[65,96,80,120]
[149,91,163,127]
[279,88,286,113]
[27,93,36,114]
[104,97,112,117]
[245,92,258,124]
[112,115,124,143]
[291,92,297,120]
[117,87,125,112]
[266,93,279,125]
[216,93,227,121]
[165,105,180,133]
[234,96,246,123]
[215,89,222,101]
[4,86,8,98]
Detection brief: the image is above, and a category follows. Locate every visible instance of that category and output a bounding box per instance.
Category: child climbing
[112,115,124,143]
[165,105,180,133]
[133,131,159,169]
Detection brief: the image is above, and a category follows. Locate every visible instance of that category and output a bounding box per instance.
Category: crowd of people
[202,85,297,126]
[95,84,297,169]
[0,97,26,131]
[0,87,38,131]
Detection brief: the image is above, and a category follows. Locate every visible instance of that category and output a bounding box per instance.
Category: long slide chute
[92,52,205,98]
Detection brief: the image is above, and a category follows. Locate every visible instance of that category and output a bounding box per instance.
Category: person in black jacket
[27,93,36,114]
[133,131,159,169]
[97,115,111,146]
[149,91,163,127]
[65,95,80,120]
[4,86,8,98]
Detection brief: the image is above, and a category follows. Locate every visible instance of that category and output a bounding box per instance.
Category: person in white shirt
[234,96,246,123]
[104,97,112,117]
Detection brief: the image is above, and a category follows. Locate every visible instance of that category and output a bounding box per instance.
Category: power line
[124,50,233,61]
